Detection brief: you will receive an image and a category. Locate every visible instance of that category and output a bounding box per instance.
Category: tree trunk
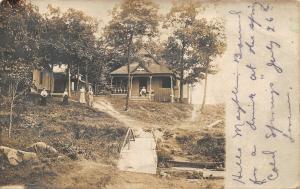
[8,96,14,138]
[8,82,17,138]
[179,70,184,103]
[77,63,80,91]
[179,39,186,103]
[68,65,71,97]
[125,34,133,111]
[85,61,88,90]
[200,67,209,112]
[49,63,53,95]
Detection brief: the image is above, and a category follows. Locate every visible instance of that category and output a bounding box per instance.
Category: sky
[29,0,226,104]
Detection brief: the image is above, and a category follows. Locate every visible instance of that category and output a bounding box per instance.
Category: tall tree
[39,6,99,93]
[162,1,226,104]
[191,19,226,110]
[104,0,159,111]
[0,0,42,137]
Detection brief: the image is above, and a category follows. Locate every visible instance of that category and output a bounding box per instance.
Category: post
[149,76,152,100]
[111,76,114,88]
[129,76,133,97]
[170,76,174,103]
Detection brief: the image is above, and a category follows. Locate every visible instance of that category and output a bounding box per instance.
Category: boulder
[0,146,38,166]
[28,142,58,156]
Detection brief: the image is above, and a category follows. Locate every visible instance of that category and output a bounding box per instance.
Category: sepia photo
[0,0,299,189]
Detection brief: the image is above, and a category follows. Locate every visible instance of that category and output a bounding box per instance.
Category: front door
[139,78,147,94]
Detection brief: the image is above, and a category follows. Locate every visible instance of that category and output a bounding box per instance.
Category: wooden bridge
[118,128,158,174]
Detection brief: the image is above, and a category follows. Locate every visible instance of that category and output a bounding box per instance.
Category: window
[161,77,171,88]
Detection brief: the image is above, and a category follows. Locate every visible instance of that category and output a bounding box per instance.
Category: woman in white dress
[79,87,86,104]
[88,88,94,107]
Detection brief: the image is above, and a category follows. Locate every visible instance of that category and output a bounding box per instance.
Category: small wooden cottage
[110,49,191,103]
[32,65,67,93]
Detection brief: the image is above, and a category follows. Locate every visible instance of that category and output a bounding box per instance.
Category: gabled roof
[110,49,173,76]
[110,61,173,75]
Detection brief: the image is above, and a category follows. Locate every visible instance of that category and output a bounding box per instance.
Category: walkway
[118,129,157,174]
[93,98,157,174]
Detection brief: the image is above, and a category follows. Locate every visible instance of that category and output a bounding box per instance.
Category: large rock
[28,142,58,156]
[0,146,38,166]
[0,185,25,189]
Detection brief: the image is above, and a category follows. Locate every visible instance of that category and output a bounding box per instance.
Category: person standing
[62,90,68,105]
[79,87,86,104]
[88,88,94,107]
[40,88,48,106]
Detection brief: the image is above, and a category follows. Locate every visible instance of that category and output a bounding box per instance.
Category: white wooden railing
[121,128,135,150]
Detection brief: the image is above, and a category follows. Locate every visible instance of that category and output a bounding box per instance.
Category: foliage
[176,134,225,162]
[0,0,43,137]
[162,0,226,101]
[104,0,159,110]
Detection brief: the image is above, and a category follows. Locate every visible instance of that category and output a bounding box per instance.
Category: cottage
[32,65,68,93]
[110,49,191,103]
[32,68,54,92]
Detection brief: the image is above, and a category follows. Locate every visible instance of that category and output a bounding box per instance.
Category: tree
[62,8,98,91]
[0,0,42,137]
[39,6,99,93]
[104,0,159,111]
[190,18,226,110]
[162,1,226,104]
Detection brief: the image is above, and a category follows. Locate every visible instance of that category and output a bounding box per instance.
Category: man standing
[40,88,48,106]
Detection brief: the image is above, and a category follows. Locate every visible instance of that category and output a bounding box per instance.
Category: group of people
[79,87,94,107]
[39,86,94,107]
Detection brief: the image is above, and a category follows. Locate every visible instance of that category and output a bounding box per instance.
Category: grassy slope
[109,97,193,126]
[0,97,126,188]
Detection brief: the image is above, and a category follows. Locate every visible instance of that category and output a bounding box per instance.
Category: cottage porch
[110,75,175,102]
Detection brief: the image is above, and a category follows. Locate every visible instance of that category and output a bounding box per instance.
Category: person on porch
[40,88,48,106]
[140,86,147,97]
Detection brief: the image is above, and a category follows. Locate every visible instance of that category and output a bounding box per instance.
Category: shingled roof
[110,49,174,76]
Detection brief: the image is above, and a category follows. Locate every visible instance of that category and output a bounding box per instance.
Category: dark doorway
[139,78,147,92]
[53,73,67,93]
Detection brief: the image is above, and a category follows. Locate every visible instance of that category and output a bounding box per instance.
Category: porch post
[170,76,174,103]
[149,75,152,100]
[129,76,133,98]
[110,76,114,88]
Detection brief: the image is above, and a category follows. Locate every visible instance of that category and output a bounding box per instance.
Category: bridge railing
[121,128,135,151]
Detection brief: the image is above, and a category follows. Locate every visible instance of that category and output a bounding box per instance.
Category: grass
[0,96,127,188]
[108,97,193,126]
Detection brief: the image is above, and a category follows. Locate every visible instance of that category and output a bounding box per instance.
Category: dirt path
[93,98,154,129]
[94,98,158,174]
